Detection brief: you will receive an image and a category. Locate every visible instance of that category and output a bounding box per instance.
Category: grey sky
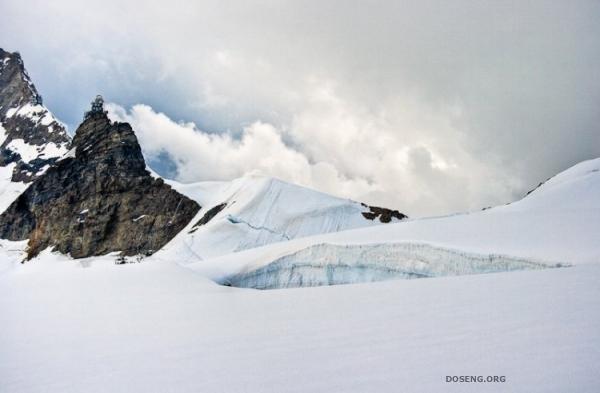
[1,0,599,216]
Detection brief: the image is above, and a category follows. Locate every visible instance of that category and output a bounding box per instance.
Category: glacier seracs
[222,242,565,289]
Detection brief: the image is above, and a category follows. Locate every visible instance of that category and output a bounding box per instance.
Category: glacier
[222,242,565,289]
[162,174,401,260]
[1,146,599,393]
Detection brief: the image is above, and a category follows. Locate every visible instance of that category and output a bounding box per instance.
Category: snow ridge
[164,174,396,260]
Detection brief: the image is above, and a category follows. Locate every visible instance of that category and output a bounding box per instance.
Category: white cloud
[3,0,599,215]
[107,82,522,217]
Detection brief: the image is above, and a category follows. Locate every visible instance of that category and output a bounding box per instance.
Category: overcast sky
[2,0,599,216]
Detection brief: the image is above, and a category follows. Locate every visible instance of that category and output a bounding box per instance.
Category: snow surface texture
[5,103,58,127]
[0,123,28,212]
[0,251,598,393]
[0,161,27,213]
[223,242,565,289]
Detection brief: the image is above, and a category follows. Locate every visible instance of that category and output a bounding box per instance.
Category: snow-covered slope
[163,174,404,260]
[186,158,600,288]
[505,157,600,211]
[1,240,599,393]
[1,158,599,392]
[0,145,29,213]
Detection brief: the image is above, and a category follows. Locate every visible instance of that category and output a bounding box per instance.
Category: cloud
[2,0,599,215]
[107,102,377,200]
[107,84,520,217]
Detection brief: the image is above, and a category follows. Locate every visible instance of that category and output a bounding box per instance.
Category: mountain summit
[0,49,69,184]
[0,96,200,259]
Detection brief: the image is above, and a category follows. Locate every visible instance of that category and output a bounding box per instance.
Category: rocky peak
[0,48,70,185]
[70,99,146,174]
[0,49,42,114]
[0,98,200,259]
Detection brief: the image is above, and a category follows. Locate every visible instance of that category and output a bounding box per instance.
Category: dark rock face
[361,204,408,223]
[0,48,69,182]
[0,110,200,259]
[189,203,227,233]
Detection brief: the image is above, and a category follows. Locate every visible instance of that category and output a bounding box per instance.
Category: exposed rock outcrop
[0,103,200,259]
[361,204,408,223]
[190,203,227,232]
[0,48,69,183]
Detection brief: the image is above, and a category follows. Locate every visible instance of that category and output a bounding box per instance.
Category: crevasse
[222,242,566,289]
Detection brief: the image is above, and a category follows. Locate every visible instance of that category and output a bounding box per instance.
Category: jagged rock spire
[0,106,200,259]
